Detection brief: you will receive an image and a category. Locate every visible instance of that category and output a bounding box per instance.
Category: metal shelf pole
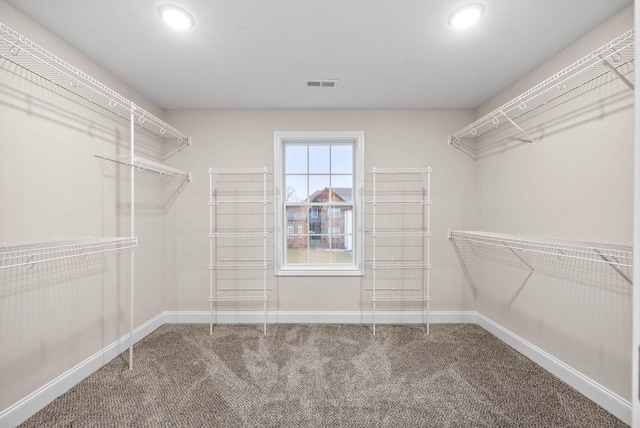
[263,167,268,334]
[129,104,135,371]
[372,168,377,335]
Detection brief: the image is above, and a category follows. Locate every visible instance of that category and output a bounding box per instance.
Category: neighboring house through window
[274,131,364,276]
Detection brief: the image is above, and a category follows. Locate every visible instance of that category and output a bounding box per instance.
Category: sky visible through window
[285,144,352,203]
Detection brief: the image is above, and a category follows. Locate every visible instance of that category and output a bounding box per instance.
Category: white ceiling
[6,0,633,110]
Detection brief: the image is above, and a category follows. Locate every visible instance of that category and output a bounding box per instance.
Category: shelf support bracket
[593,249,633,285]
[599,56,634,91]
[501,241,535,307]
[449,233,477,296]
[502,241,535,272]
[507,269,535,307]
[448,136,478,160]
[499,110,536,145]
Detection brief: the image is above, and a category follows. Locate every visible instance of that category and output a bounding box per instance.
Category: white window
[274,131,364,276]
[287,224,294,236]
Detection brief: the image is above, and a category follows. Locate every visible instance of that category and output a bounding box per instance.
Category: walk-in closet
[1,0,638,426]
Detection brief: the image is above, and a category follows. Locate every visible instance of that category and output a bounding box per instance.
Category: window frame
[274,131,365,276]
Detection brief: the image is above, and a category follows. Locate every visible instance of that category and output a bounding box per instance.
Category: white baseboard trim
[0,313,165,428]
[475,313,631,425]
[2,310,629,426]
[164,310,477,325]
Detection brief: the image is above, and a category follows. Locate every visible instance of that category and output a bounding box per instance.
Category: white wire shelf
[209,167,273,335]
[366,166,432,334]
[366,289,431,302]
[0,237,137,269]
[209,262,271,269]
[209,289,271,302]
[449,230,632,285]
[367,200,431,205]
[0,22,190,148]
[94,154,191,188]
[369,167,432,174]
[367,231,430,237]
[208,231,271,238]
[209,200,272,205]
[208,168,271,175]
[368,261,430,269]
[448,29,635,160]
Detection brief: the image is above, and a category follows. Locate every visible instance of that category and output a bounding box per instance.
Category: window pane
[309,145,330,174]
[308,207,324,234]
[331,145,352,173]
[308,235,353,264]
[287,236,308,264]
[285,175,307,202]
[286,206,307,232]
[329,206,348,251]
[331,175,352,202]
[309,175,330,201]
[330,248,353,264]
[342,209,353,251]
[286,145,307,174]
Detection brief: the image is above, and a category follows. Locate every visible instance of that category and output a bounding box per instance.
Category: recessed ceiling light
[449,3,484,29]
[158,5,194,30]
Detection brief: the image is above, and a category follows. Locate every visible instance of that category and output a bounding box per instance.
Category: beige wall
[473,6,634,399]
[163,109,477,316]
[0,0,169,411]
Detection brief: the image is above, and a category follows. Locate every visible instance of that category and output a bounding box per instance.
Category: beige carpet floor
[21,323,627,427]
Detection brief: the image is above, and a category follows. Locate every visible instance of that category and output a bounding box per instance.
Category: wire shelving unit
[1,21,192,370]
[448,29,635,160]
[366,167,432,334]
[0,22,190,156]
[449,230,633,286]
[93,154,192,192]
[208,168,274,335]
[0,237,137,270]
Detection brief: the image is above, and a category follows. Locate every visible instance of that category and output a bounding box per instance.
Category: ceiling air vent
[307,79,339,88]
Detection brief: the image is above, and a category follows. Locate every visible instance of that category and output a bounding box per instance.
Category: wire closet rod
[94,155,191,180]
[452,29,635,140]
[449,230,632,266]
[449,230,633,285]
[0,22,190,142]
[448,28,635,160]
[0,237,137,269]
